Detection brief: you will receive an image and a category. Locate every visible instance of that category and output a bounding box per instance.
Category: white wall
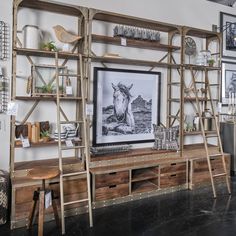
[0,1,13,171]
[0,0,236,171]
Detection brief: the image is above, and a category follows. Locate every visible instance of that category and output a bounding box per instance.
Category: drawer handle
[49,182,59,185]
[171,163,177,166]
[109,185,117,188]
[109,172,117,175]
[171,174,177,177]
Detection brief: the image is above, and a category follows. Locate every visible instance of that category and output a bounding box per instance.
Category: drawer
[193,156,230,174]
[14,177,87,205]
[160,172,186,188]
[160,162,186,174]
[95,171,129,188]
[95,183,129,201]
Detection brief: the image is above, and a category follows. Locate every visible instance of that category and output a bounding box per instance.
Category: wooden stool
[27,167,60,236]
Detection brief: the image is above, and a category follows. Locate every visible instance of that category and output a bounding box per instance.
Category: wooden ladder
[190,68,231,198]
[55,52,93,234]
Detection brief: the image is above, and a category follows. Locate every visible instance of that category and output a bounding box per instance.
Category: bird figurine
[53,25,82,43]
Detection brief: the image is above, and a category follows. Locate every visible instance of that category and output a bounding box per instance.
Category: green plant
[59,85,64,93]
[41,84,54,93]
[42,41,57,51]
[207,58,215,66]
[40,130,50,137]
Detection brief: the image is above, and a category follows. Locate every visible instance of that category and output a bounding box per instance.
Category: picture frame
[221,60,236,105]
[31,64,67,96]
[93,67,161,146]
[220,12,236,59]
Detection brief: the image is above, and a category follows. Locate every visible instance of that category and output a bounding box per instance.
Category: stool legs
[27,190,39,229]
[28,185,59,236]
[38,190,45,236]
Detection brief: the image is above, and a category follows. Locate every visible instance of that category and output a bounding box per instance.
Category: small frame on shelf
[221,60,236,106]
[220,12,236,59]
[93,67,161,145]
[31,64,67,96]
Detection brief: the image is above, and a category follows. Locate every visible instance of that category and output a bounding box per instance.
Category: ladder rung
[64,198,88,206]
[195,81,206,84]
[60,120,83,124]
[58,73,81,77]
[61,145,85,150]
[167,115,180,119]
[62,171,86,177]
[200,116,216,119]
[209,154,222,158]
[168,82,180,85]
[212,173,227,178]
[205,134,218,138]
[168,99,180,102]
[209,84,219,86]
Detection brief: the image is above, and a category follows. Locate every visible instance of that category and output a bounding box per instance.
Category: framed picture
[220,12,236,59]
[221,61,236,105]
[93,67,161,146]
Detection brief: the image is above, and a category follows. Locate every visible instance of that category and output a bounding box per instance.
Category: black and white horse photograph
[225,69,236,98]
[93,68,161,145]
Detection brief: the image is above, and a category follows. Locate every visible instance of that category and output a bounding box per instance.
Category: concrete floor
[1,180,236,236]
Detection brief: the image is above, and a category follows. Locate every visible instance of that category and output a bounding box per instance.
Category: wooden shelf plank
[132,168,158,182]
[168,98,219,102]
[14,156,82,171]
[184,64,221,70]
[14,48,83,60]
[91,56,180,68]
[92,34,180,51]
[183,26,221,39]
[184,131,217,136]
[19,0,84,17]
[91,8,180,33]
[15,96,82,101]
[15,139,81,148]
[15,140,57,148]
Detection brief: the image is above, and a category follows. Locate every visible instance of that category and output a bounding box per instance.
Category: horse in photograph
[227,73,236,96]
[103,82,135,135]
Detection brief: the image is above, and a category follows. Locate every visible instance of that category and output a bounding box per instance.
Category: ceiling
[207,0,236,7]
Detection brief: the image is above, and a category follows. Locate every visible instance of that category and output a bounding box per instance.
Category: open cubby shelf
[131,166,158,182]
[131,179,159,194]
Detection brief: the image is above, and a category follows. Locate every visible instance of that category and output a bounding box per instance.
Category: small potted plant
[42,41,57,51]
[207,58,215,67]
[40,130,50,142]
[41,84,55,94]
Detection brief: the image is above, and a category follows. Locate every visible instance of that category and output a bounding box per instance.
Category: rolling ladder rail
[190,68,231,198]
[55,52,93,234]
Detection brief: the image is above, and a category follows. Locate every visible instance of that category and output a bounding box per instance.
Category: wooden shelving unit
[9,0,228,229]
[167,26,222,154]
[11,0,91,230]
